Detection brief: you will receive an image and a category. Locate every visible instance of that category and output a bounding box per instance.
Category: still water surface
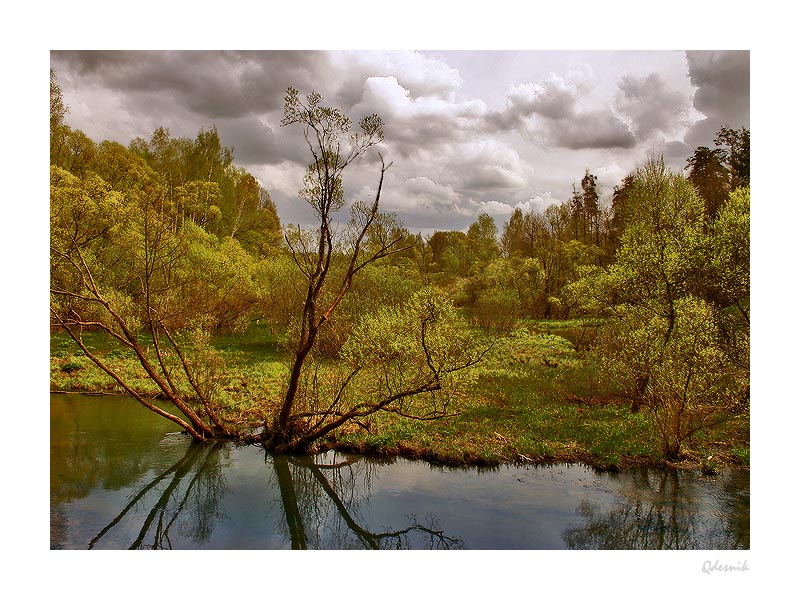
[51,394,749,550]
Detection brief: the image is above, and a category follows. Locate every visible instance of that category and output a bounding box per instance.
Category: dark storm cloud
[51,50,353,168]
[548,109,636,150]
[683,50,750,147]
[214,116,307,166]
[615,73,689,140]
[52,50,334,119]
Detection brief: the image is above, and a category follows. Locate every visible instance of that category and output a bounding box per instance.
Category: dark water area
[50,394,749,550]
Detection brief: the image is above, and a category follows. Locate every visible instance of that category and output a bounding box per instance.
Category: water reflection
[88,442,227,549]
[81,440,462,550]
[270,454,463,549]
[50,395,748,550]
[562,468,749,550]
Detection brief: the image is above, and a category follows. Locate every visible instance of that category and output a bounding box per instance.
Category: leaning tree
[50,87,486,451]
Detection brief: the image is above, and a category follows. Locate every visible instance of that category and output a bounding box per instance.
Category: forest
[50,70,750,469]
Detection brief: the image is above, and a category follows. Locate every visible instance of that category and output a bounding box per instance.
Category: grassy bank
[50,323,750,472]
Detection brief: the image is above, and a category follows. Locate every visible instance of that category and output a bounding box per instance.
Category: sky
[50,48,750,234]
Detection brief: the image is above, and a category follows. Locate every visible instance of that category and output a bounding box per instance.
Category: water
[50,394,749,550]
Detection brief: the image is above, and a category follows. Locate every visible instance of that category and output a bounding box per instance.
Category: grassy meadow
[50,321,749,471]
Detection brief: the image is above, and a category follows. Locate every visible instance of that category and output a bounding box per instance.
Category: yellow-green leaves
[342,287,482,389]
[575,158,749,458]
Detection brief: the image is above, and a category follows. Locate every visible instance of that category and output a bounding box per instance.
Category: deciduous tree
[570,157,748,458]
[273,88,485,450]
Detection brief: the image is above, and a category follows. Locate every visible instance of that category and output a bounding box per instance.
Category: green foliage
[686,126,750,219]
[342,287,483,388]
[50,69,67,132]
[494,203,601,319]
[333,263,421,342]
[467,213,500,262]
[706,186,750,306]
[714,126,750,189]
[686,146,730,218]
[572,157,749,459]
[177,224,263,331]
[731,446,750,466]
[645,296,742,457]
[128,126,282,256]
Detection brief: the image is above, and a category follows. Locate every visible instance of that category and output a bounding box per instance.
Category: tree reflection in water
[561,468,749,550]
[89,442,463,550]
[89,442,227,549]
[270,454,463,549]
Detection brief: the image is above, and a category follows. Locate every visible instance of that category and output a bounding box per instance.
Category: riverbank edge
[50,389,748,474]
[316,438,747,473]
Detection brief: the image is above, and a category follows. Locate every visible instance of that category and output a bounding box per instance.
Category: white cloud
[403,176,461,204]
[251,161,307,221]
[488,65,635,150]
[504,67,594,121]
[514,192,562,214]
[476,200,514,217]
[334,50,464,101]
[354,76,488,157]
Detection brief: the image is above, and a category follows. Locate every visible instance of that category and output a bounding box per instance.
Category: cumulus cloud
[404,176,461,204]
[331,51,463,102]
[462,164,526,190]
[615,73,690,140]
[439,139,532,193]
[683,50,750,147]
[488,68,592,129]
[514,192,562,214]
[475,200,517,216]
[505,78,579,120]
[353,76,487,157]
[488,66,634,150]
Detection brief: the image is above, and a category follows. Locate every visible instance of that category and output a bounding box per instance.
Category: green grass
[50,322,749,470]
[50,324,288,400]
[335,366,658,469]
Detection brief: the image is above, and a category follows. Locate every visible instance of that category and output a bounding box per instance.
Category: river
[50,394,749,550]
